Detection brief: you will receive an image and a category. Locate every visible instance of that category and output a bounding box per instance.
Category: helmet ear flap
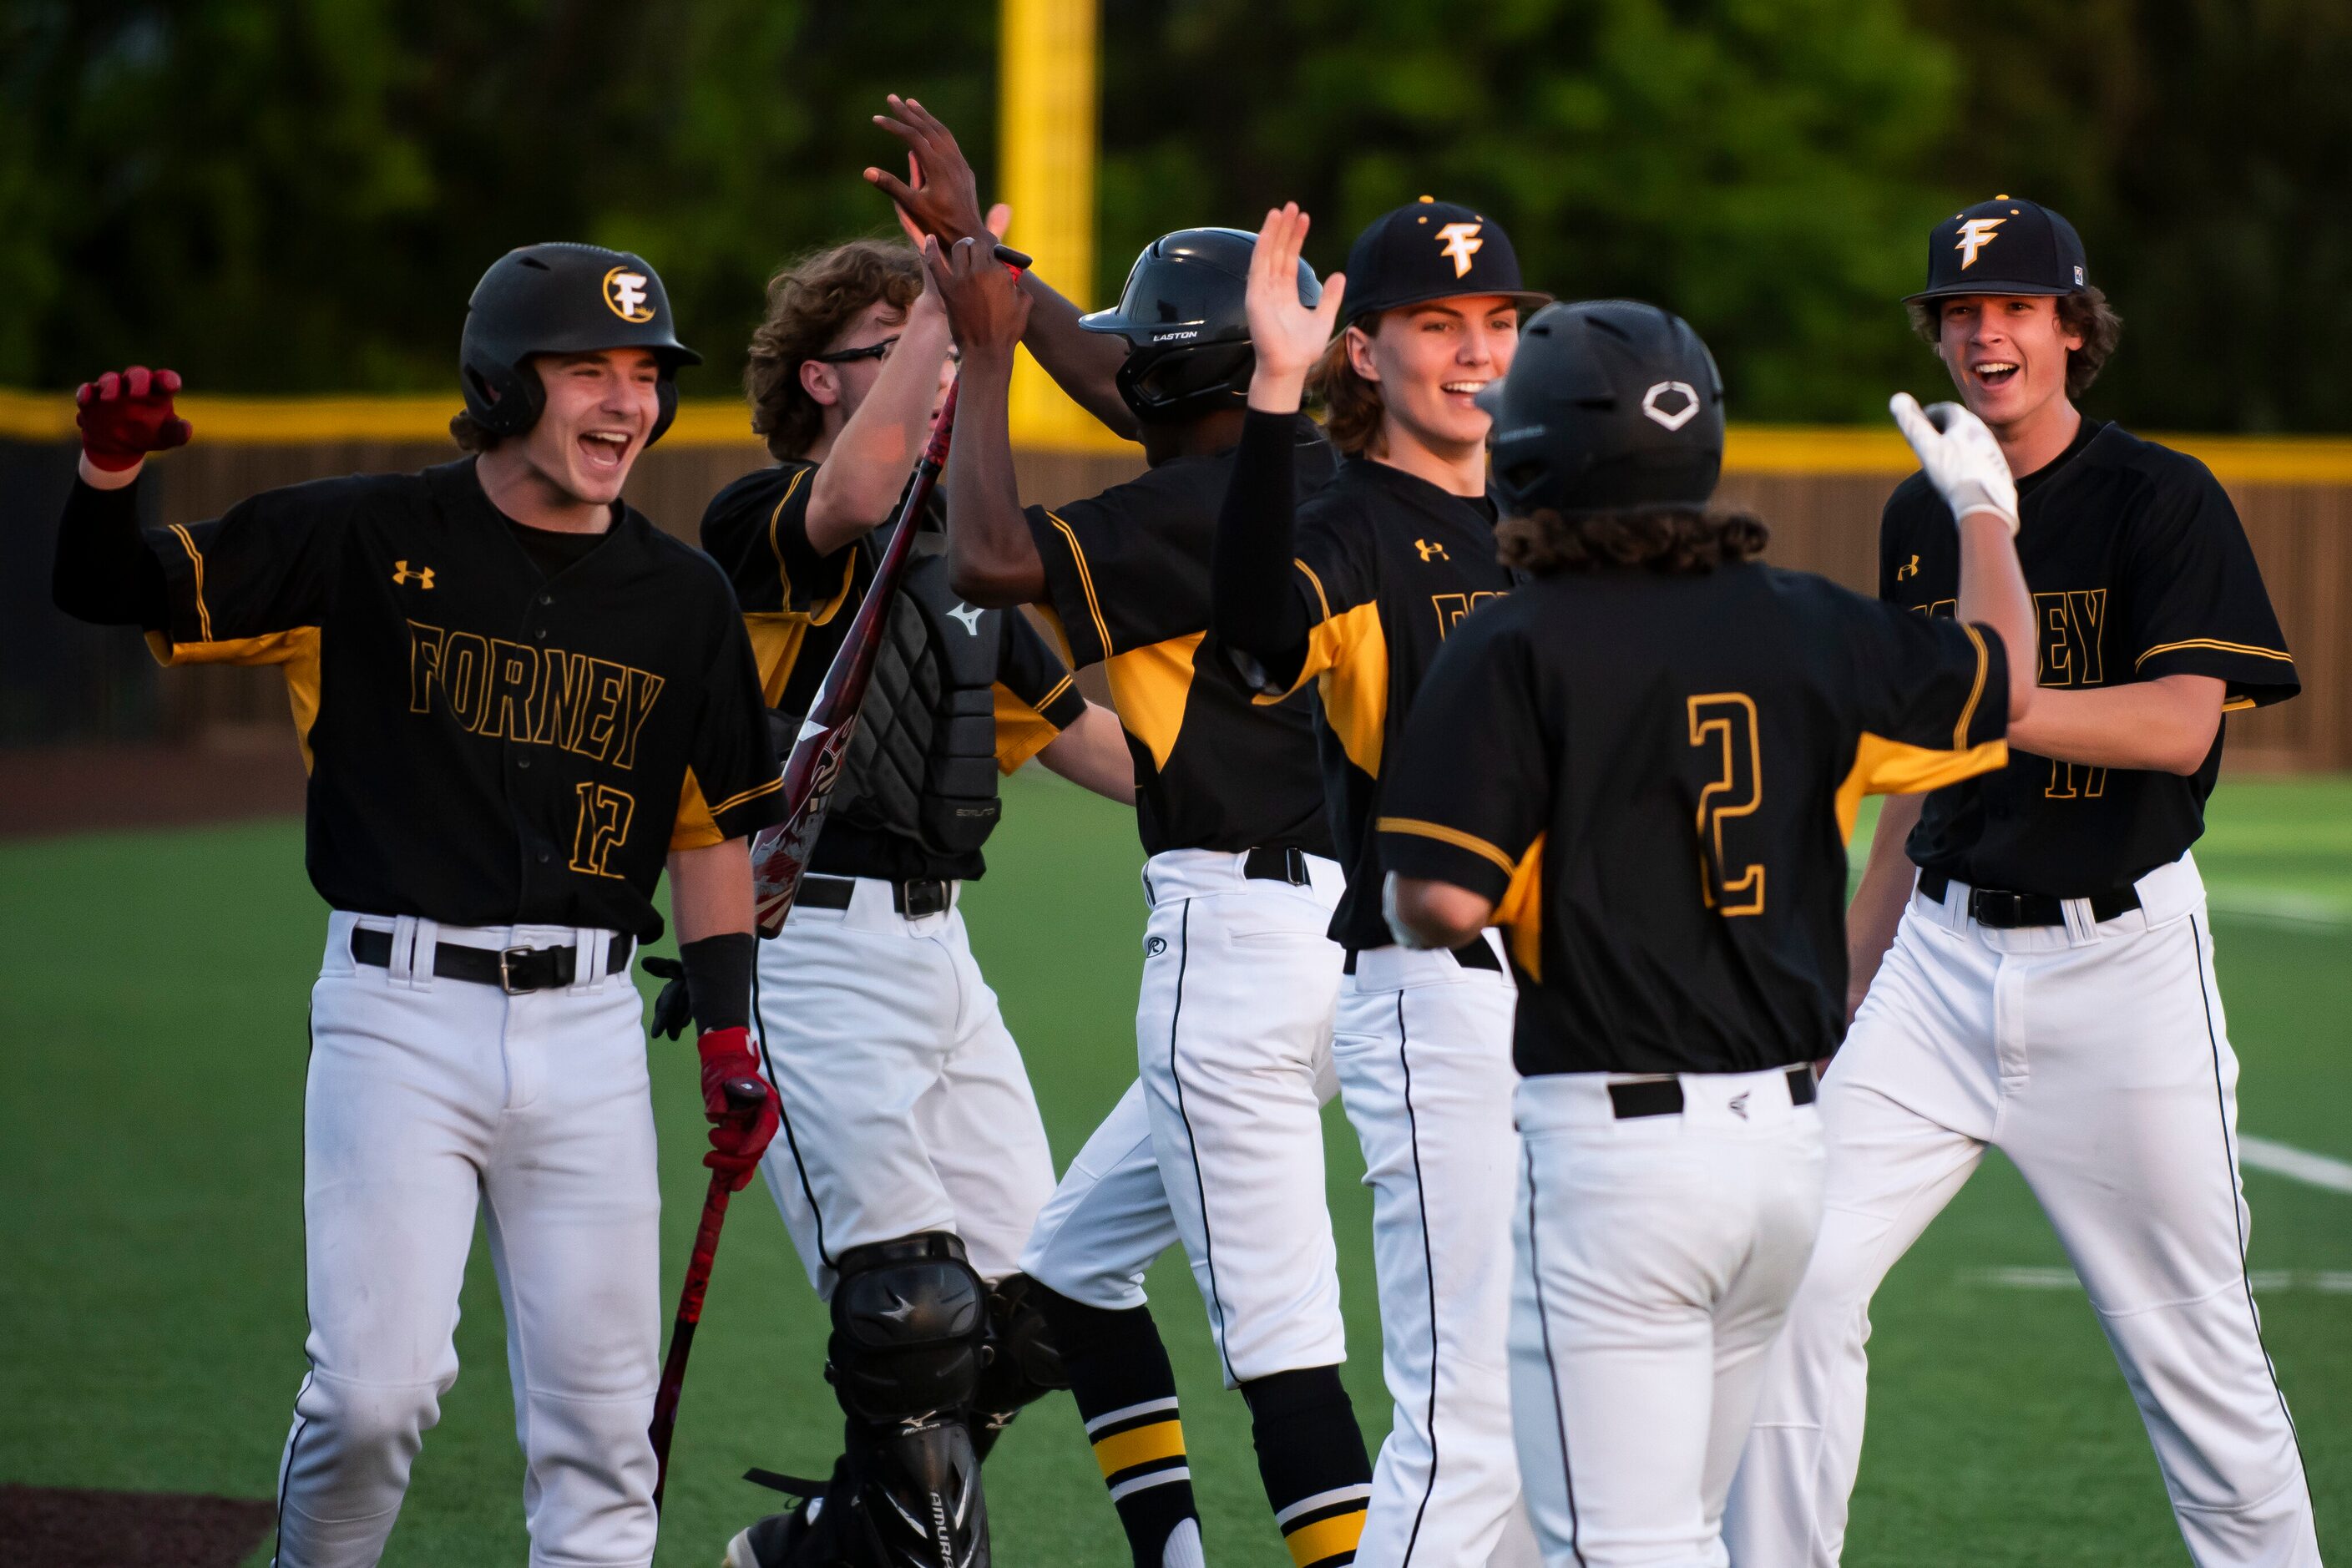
[647,375,679,447]
[463,355,544,438]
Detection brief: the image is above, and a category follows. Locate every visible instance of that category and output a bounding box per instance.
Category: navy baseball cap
[1340,197,1550,326]
[1906,195,2090,303]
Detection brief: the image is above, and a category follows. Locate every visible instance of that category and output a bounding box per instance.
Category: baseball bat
[746,240,1029,936]
[648,1074,769,1510]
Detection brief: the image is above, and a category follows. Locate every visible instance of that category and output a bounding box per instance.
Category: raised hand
[1245,204,1345,412]
[1889,392,2019,534]
[922,235,1031,365]
[76,367,192,473]
[868,95,997,250]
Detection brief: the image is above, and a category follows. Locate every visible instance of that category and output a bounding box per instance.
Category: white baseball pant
[1725,853,2320,1567]
[748,877,1057,1295]
[1338,937,1541,1568]
[276,913,659,1568]
[1133,848,1351,1383]
[1510,1069,1824,1568]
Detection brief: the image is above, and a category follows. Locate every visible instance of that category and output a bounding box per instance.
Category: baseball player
[1378,299,2036,1567]
[920,205,1377,1567]
[1725,198,2318,1565]
[697,232,1136,1568]
[1214,200,1550,1568]
[48,246,787,1568]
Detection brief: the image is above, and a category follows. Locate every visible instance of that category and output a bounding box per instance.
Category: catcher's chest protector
[832,529,1005,856]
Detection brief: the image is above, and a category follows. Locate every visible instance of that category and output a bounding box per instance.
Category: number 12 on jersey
[1687,693,1765,916]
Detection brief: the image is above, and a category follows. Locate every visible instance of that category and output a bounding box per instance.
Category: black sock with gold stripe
[1034,1287,1202,1568]
[1241,1366,1372,1567]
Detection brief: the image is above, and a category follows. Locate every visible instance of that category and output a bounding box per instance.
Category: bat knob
[991,242,1033,271]
[722,1076,769,1114]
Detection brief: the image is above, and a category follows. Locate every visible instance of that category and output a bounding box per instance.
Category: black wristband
[1211,409,1313,680]
[54,476,169,629]
[678,932,756,1034]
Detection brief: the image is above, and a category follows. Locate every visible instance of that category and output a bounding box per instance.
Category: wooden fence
[4,403,2345,771]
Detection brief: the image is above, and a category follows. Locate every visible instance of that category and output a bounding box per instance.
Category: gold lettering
[574,659,631,762]
[2068,589,2107,685]
[537,652,594,750]
[569,782,635,878]
[609,669,666,771]
[478,639,542,741]
[1431,590,1504,638]
[407,620,446,713]
[440,631,493,731]
[2036,591,2072,685]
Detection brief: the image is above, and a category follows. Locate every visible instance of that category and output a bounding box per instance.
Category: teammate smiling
[1215,198,1549,1568]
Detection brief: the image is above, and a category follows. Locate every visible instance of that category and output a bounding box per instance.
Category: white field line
[1961,1267,2352,1293]
[2203,886,2352,929]
[2238,1135,2352,1195]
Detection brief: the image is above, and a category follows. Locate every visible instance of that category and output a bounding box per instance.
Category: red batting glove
[696,1026,781,1191]
[76,367,193,471]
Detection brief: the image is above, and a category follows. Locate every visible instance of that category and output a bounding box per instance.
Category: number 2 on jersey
[1687,693,1764,916]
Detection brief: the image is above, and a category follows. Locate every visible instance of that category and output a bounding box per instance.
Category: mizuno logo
[391,560,435,589]
[947,602,984,635]
[1435,221,1484,279]
[1955,217,2006,270]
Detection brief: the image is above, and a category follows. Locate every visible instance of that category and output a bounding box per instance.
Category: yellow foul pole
[999,0,1112,450]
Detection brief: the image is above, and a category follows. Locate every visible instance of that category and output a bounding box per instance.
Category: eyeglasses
[811,335,900,366]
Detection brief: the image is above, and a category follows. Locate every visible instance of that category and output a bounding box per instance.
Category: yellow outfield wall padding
[3,387,2349,481]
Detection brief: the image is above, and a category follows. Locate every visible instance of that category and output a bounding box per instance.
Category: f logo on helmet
[1641,381,1700,432]
[1955,217,2006,271]
[1435,222,1484,280]
[603,266,655,322]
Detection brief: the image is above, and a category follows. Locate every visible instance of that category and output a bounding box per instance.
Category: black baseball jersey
[89,458,784,942]
[1257,453,1517,951]
[1026,414,1337,859]
[701,461,1088,882]
[1379,563,2011,1076]
[1884,421,2299,896]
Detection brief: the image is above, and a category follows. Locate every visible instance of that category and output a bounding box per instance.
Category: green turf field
[3,774,2344,1565]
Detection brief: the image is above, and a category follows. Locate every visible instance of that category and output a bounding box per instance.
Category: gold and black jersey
[1257,452,1518,952]
[701,461,1088,883]
[1379,562,2011,1076]
[1025,414,1337,859]
[67,458,784,943]
[1885,421,2298,897]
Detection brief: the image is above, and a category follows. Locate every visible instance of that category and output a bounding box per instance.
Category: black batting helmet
[1477,300,1724,518]
[1080,228,1317,424]
[458,243,701,445]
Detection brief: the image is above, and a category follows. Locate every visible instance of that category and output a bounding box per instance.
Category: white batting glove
[1889,392,2020,535]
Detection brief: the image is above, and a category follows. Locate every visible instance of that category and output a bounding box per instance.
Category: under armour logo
[1146,936,1168,956]
[1728,1092,1750,1120]
[947,602,984,635]
[391,560,435,589]
[1896,554,1921,581]
[1641,381,1700,431]
[1414,539,1449,562]
[1435,221,1484,279]
[602,266,655,322]
[1955,216,2006,271]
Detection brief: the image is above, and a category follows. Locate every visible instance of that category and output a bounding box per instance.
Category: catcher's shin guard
[970,1272,1070,1459]
[824,1232,994,1568]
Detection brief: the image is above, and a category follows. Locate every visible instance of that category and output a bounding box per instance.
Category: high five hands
[867,95,1012,255]
[1245,204,1346,414]
[923,235,1032,367]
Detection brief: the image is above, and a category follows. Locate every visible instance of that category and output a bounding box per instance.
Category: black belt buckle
[899,879,951,919]
[1970,888,2029,928]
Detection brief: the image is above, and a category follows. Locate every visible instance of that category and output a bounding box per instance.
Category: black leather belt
[797,874,955,919]
[1918,871,2140,929]
[1242,845,1313,885]
[351,927,633,994]
[1343,939,1502,976]
[1610,1066,1817,1120]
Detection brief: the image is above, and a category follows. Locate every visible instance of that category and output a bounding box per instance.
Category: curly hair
[448,410,502,452]
[746,239,926,461]
[1306,316,1386,458]
[1909,286,2122,401]
[1498,506,1770,577]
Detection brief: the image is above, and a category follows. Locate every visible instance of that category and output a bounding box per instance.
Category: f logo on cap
[1641,381,1700,431]
[603,266,655,322]
[1435,221,1484,279]
[1955,216,2006,271]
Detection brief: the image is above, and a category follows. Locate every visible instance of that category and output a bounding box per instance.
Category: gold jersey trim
[2132,637,2294,670]
[1834,732,2011,843]
[1377,816,1517,878]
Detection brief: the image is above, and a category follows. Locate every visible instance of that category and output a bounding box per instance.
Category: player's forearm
[1211,408,1312,675]
[1019,273,1141,441]
[2006,675,2225,776]
[1845,792,1923,1014]
[1951,510,2036,721]
[941,347,1047,607]
[1035,702,1136,804]
[53,474,169,628]
[667,837,756,943]
[805,312,956,554]
[1383,874,1494,951]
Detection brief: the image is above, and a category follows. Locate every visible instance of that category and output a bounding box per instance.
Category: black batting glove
[641,955,693,1040]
